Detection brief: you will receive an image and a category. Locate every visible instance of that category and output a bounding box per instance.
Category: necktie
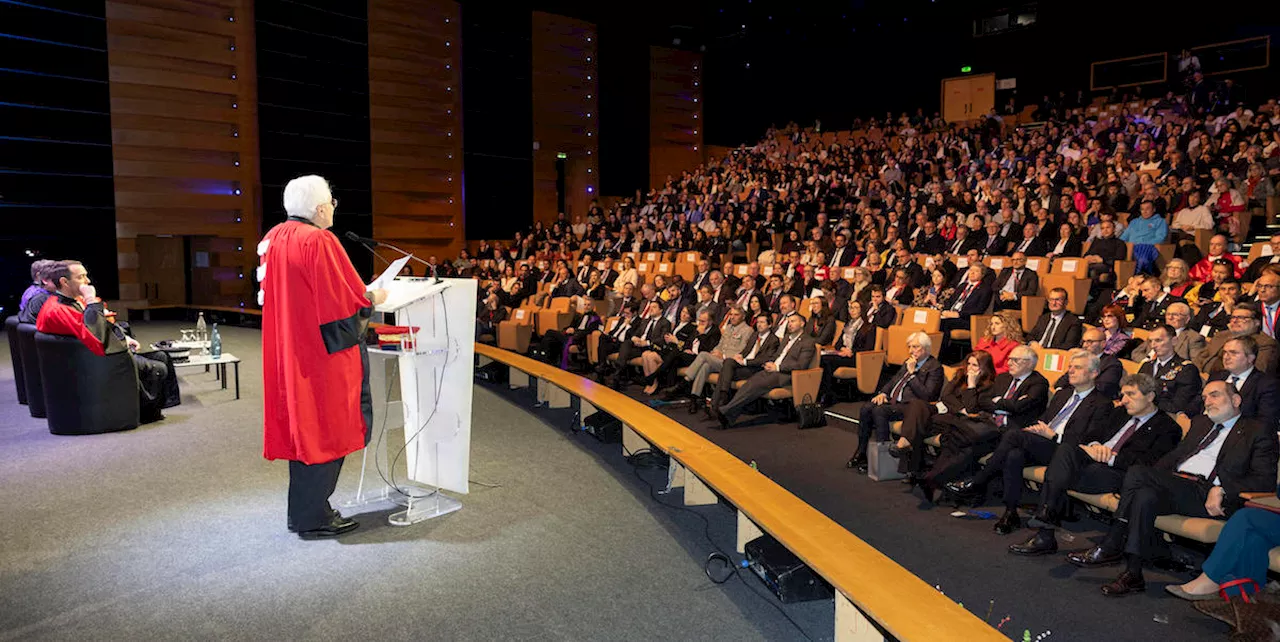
[1047,393,1083,439]
[1228,375,1239,390]
[1178,423,1226,469]
[1110,417,1142,453]
[1042,316,1059,345]
[746,337,763,360]
[953,283,974,311]
[888,369,913,402]
[995,377,1021,427]
[774,335,800,367]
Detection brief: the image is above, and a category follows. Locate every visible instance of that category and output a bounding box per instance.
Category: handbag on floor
[796,394,826,429]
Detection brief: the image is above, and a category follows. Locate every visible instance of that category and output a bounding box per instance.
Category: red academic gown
[259,218,373,465]
[35,294,114,355]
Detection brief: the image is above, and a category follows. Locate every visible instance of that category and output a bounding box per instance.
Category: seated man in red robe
[35,261,180,423]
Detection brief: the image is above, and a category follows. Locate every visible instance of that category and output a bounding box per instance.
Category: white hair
[283,175,331,220]
[907,330,932,353]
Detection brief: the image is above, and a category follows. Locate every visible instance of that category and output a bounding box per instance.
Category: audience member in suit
[1009,374,1183,556]
[827,234,856,268]
[946,350,1114,535]
[920,346,1051,494]
[1068,380,1279,596]
[537,296,601,367]
[1131,276,1184,330]
[895,351,997,482]
[1207,335,1280,430]
[593,308,638,375]
[893,248,928,289]
[1137,324,1204,417]
[1083,219,1129,290]
[993,253,1039,311]
[665,305,754,403]
[1054,329,1124,398]
[1194,306,1280,375]
[1045,223,1084,260]
[708,316,780,415]
[476,293,509,339]
[612,301,672,386]
[940,265,994,335]
[1027,288,1083,350]
[1242,233,1280,283]
[1189,279,1240,338]
[691,284,724,324]
[1009,222,1048,257]
[864,287,898,329]
[945,226,982,256]
[818,299,878,405]
[716,315,817,428]
[689,259,713,291]
[803,296,837,346]
[1127,303,1205,361]
[640,307,719,395]
[883,269,916,305]
[980,220,1010,256]
[849,331,945,473]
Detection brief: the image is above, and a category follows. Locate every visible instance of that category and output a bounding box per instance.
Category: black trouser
[818,354,857,402]
[615,339,645,376]
[1101,465,1214,560]
[857,401,907,454]
[971,429,1058,509]
[1036,446,1126,523]
[898,400,937,473]
[596,336,623,369]
[714,359,761,407]
[288,457,345,532]
[921,415,1000,484]
[134,350,179,423]
[538,330,567,362]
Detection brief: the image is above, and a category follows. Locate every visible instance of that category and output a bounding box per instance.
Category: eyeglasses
[331,198,339,208]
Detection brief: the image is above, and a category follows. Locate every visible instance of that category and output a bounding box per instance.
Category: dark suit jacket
[1156,416,1280,514]
[981,371,1052,430]
[1138,357,1204,416]
[866,303,896,329]
[879,356,945,403]
[627,315,672,347]
[805,315,837,346]
[914,233,946,256]
[1190,302,1231,337]
[1208,370,1280,430]
[1083,406,1183,472]
[1039,387,1114,447]
[828,245,856,267]
[942,281,994,318]
[901,262,928,289]
[1046,237,1083,257]
[834,321,876,353]
[1028,312,1084,349]
[1132,294,1184,330]
[1010,236,1047,256]
[993,267,1040,299]
[1054,353,1123,399]
[981,233,1009,256]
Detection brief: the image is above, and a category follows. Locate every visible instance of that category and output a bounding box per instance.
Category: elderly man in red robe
[35,261,180,423]
[258,175,387,539]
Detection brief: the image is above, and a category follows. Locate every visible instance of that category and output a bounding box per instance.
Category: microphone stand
[346,232,441,284]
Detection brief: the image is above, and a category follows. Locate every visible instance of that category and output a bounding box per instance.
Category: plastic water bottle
[210,324,222,359]
[195,312,207,342]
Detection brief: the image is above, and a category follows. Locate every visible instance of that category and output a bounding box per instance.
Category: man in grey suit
[1194,306,1279,374]
[1128,302,1205,362]
[716,314,816,428]
[663,306,752,401]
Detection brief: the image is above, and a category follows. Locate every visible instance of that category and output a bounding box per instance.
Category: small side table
[173,353,242,399]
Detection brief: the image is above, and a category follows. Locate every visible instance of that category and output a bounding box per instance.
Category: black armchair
[6,316,26,405]
[17,323,45,418]
[35,332,139,435]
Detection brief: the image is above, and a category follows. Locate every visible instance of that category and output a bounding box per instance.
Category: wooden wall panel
[532,12,598,227]
[649,47,703,189]
[106,0,260,308]
[367,0,464,262]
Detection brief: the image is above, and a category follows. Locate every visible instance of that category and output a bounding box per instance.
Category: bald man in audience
[1128,302,1205,362]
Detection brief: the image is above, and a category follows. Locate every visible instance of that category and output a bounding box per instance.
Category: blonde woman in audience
[1162,258,1198,299]
[974,310,1024,374]
[613,256,638,294]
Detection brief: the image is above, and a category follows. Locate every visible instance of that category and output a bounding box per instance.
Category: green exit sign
[960,66,972,73]
[556,152,568,159]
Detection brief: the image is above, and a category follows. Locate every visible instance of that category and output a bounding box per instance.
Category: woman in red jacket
[973,310,1023,374]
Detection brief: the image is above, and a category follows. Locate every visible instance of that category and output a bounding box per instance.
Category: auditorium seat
[6,316,27,405]
[17,323,46,418]
[35,332,139,435]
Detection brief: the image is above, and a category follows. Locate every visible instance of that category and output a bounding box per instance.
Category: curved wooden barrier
[475,343,1003,642]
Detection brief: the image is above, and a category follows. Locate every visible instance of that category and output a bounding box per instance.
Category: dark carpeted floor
[616,388,1235,642]
[0,322,831,642]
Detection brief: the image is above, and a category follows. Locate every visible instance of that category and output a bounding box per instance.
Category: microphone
[343,231,439,283]
[345,231,378,247]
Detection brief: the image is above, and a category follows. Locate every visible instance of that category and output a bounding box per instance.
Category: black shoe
[288,507,341,533]
[1066,546,1125,568]
[296,514,359,540]
[945,478,977,495]
[888,444,907,459]
[847,453,867,471]
[717,410,733,430]
[688,396,703,415]
[660,383,685,400]
[1101,570,1146,596]
[993,509,1021,535]
[1009,530,1058,556]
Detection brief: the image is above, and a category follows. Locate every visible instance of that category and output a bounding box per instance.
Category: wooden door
[135,235,186,305]
[942,77,972,122]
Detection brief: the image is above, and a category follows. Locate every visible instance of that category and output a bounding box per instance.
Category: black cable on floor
[622,447,815,642]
